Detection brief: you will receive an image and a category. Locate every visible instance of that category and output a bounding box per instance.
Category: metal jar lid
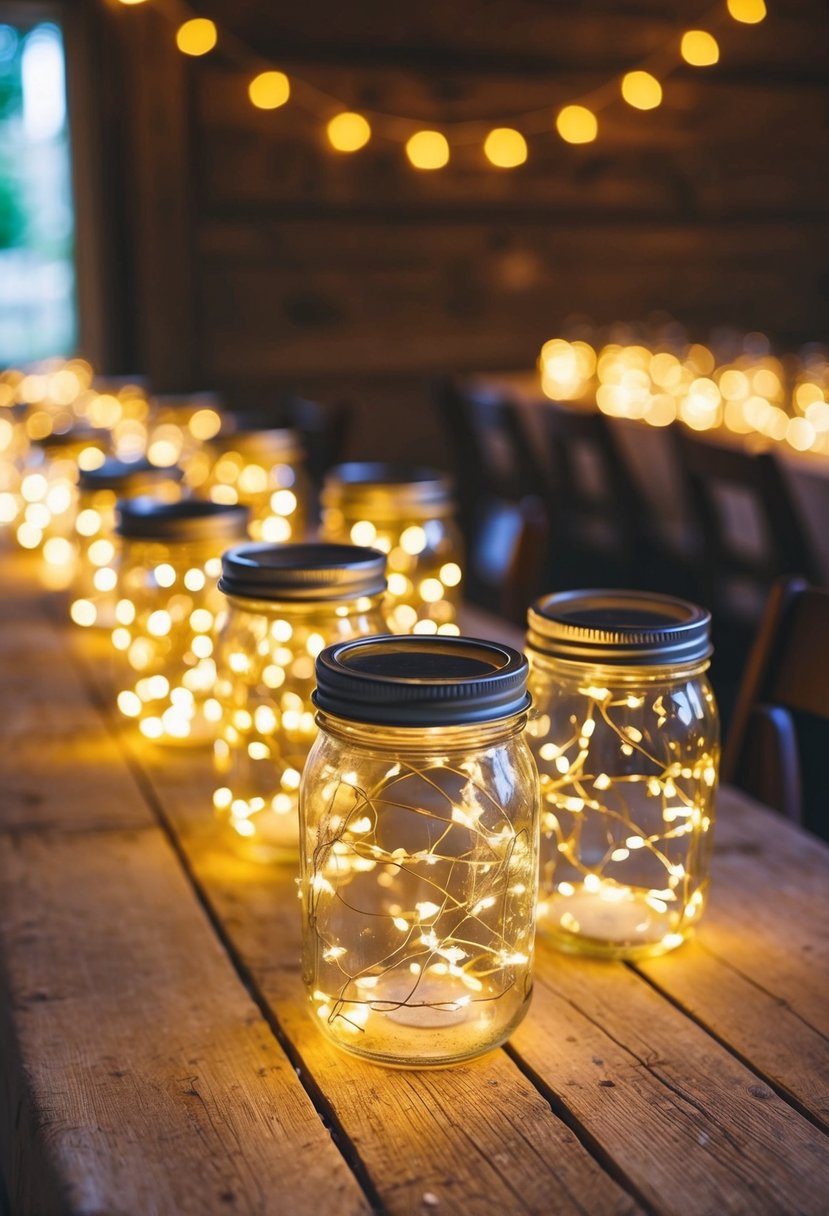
[219,543,386,602]
[314,634,530,726]
[322,462,455,518]
[78,457,184,493]
[115,496,249,542]
[526,589,712,667]
[33,425,109,451]
[208,425,304,464]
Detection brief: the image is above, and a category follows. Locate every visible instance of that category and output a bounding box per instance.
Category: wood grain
[0,827,370,1216]
[512,946,829,1216]
[100,738,643,1216]
[0,551,151,835]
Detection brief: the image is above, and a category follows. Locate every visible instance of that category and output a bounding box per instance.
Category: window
[0,18,76,363]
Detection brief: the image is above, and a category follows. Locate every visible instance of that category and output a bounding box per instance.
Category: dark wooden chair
[438,378,550,608]
[724,577,829,839]
[673,426,821,620]
[538,400,690,594]
[500,495,550,626]
[672,426,822,726]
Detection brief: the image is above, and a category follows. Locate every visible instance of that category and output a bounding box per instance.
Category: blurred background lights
[405,130,449,170]
[176,18,217,57]
[248,70,290,110]
[681,30,720,67]
[556,105,598,144]
[727,0,767,22]
[621,71,663,111]
[327,111,371,152]
[483,127,528,168]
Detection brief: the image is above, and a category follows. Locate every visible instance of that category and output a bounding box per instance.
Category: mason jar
[213,542,388,862]
[70,458,183,630]
[112,498,248,744]
[15,427,110,586]
[300,634,538,1068]
[145,391,223,469]
[321,462,464,635]
[187,425,310,544]
[525,590,719,960]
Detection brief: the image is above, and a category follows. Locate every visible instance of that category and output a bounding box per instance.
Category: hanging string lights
[112,0,769,171]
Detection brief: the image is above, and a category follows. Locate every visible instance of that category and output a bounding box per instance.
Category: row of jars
[94,506,718,1068]
[0,406,465,632]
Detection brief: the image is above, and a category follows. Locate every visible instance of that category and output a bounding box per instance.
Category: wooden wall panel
[96,0,829,454]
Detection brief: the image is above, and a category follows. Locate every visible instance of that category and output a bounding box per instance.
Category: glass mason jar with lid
[525,590,719,960]
[212,542,388,862]
[14,427,110,583]
[300,634,539,1068]
[186,424,311,544]
[70,458,183,630]
[112,498,249,744]
[320,462,464,635]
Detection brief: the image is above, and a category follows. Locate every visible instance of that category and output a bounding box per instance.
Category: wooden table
[2,549,828,1215]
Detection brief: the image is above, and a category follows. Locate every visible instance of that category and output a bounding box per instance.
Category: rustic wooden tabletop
[1,550,828,1215]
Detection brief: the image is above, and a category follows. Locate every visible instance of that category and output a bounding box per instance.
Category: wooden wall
[79,0,829,463]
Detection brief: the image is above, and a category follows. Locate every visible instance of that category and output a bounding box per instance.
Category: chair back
[724,578,829,836]
[541,402,649,562]
[673,428,820,621]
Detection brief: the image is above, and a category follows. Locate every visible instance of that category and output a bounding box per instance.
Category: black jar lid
[219,542,386,602]
[527,589,712,666]
[32,425,109,450]
[314,634,530,726]
[322,462,454,515]
[115,496,249,542]
[79,457,184,492]
[208,425,304,462]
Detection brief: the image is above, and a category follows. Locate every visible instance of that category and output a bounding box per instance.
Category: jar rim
[322,461,455,517]
[314,633,530,726]
[116,495,249,542]
[527,588,712,666]
[219,542,387,602]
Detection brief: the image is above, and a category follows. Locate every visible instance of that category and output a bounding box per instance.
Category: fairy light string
[113,0,769,167]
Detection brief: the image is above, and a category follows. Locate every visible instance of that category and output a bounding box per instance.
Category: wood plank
[0,550,151,835]
[511,946,829,1216]
[0,827,371,1216]
[0,554,373,1215]
[83,725,643,1216]
[658,790,829,1038]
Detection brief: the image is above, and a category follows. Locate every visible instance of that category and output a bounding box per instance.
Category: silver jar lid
[314,634,530,726]
[322,462,454,517]
[115,496,249,542]
[78,457,184,492]
[219,542,386,602]
[527,589,712,666]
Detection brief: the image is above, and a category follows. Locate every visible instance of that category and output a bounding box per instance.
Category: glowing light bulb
[483,127,528,168]
[327,111,371,152]
[727,0,766,22]
[681,31,720,66]
[621,71,663,110]
[556,105,598,144]
[176,18,217,57]
[405,130,449,170]
[248,70,290,110]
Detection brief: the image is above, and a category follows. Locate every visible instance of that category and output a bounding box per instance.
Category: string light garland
[112,0,769,171]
